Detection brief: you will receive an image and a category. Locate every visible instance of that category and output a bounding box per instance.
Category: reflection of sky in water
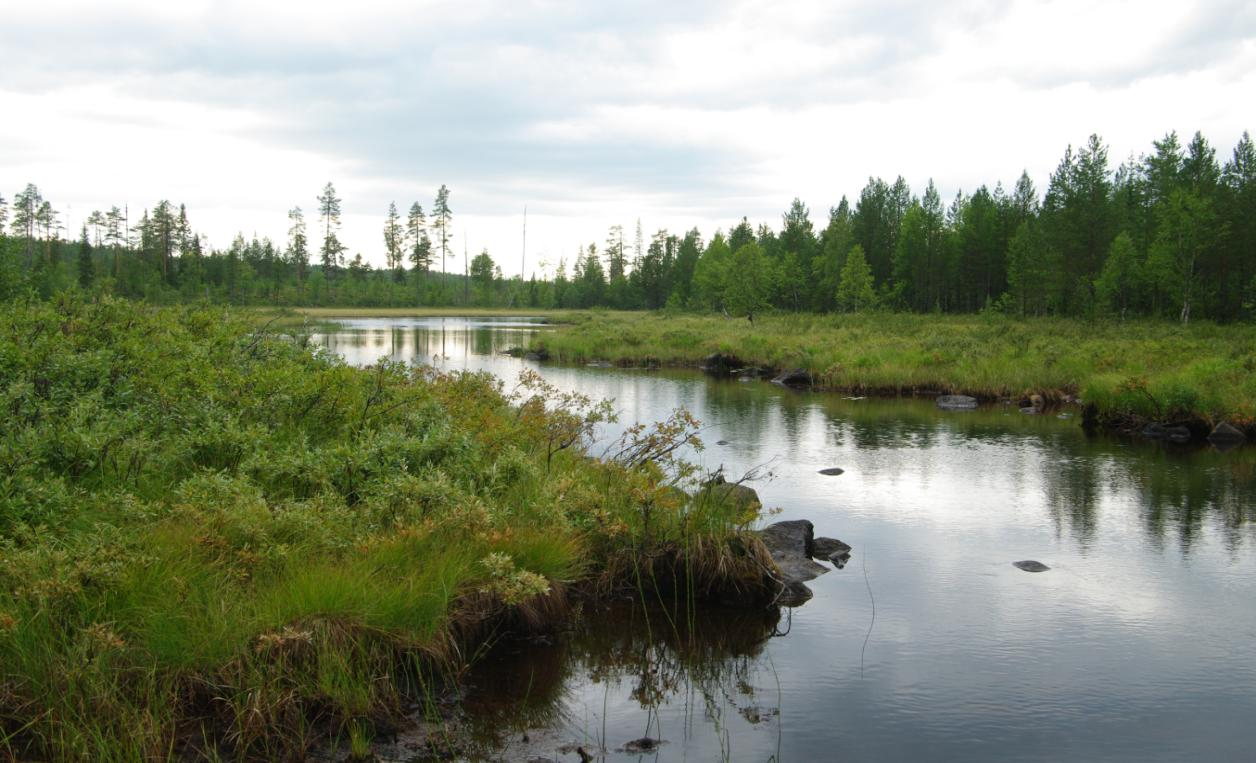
[316,318,1256,762]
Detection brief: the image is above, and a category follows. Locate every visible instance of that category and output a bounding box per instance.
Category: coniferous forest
[3,130,1255,323]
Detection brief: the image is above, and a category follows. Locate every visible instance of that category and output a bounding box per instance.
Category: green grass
[0,297,768,760]
[527,310,1256,425]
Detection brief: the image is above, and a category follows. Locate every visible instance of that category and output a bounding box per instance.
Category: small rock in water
[1012,560,1050,572]
[818,467,844,476]
[1208,421,1246,445]
[771,368,813,388]
[620,737,665,753]
[812,536,852,558]
[716,439,730,446]
[936,394,978,410]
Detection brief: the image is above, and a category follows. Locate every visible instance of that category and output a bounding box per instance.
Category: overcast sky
[2,0,1253,275]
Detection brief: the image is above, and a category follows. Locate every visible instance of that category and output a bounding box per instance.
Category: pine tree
[605,224,626,280]
[1094,232,1143,318]
[406,203,432,273]
[431,186,452,274]
[383,202,404,281]
[11,184,42,264]
[317,182,345,273]
[77,225,95,289]
[286,207,309,285]
[837,244,876,312]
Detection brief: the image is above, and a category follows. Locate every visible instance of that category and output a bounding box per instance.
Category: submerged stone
[1012,560,1050,572]
[620,737,665,753]
[936,394,979,410]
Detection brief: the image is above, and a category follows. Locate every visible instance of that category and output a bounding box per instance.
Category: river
[314,316,1256,762]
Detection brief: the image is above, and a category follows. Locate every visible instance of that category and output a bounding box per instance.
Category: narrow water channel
[314,316,1256,762]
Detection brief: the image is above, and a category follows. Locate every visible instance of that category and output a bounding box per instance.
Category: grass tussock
[528,310,1256,426]
[0,296,771,760]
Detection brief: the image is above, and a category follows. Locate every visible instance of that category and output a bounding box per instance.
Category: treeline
[2,129,1253,321]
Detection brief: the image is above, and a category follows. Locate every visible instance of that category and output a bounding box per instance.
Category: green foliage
[0,297,764,759]
[836,244,876,312]
[528,310,1256,424]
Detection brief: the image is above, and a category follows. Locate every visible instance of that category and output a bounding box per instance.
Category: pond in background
[315,317,1256,762]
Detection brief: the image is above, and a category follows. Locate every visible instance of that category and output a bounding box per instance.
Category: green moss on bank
[526,311,1256,426]
[0,297,766,760]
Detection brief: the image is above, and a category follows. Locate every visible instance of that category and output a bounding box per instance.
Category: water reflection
[315,317,1256,761]
[455,603,785,760]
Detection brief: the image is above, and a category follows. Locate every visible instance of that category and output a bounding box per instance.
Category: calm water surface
[316,317,1256,762]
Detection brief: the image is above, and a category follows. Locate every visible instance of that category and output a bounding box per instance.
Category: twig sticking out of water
[861,550,875,679]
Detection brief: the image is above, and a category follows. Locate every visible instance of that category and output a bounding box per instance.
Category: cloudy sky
[2,0,1253,275]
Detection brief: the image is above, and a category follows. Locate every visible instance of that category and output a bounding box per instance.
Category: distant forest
[2,130,1254,323]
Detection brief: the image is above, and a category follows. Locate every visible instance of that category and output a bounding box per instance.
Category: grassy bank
[0,298,770,760]
[526,311,1256,427]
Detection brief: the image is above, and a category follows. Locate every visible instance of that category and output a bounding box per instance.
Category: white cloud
[1,0,1252,274]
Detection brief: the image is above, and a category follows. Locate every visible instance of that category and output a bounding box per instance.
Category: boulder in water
[812,536,852,558]
[759,520,830,606]
[771,369,813,388]
[936,394,978,410]
[818,467,845,476]
[1208,422,1246,445]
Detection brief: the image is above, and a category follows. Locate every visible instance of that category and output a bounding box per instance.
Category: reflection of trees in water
[458,602,782,753]
[697,379,777,451]
[1113,446,1256,554]
[1035,440,1256,553]
[1040,451,1103,548]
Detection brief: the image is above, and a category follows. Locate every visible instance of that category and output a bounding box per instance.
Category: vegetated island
[0,297,780,761]
[517,310,1256,440]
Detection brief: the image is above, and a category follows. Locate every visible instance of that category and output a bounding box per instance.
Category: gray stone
[771,369,813,388]
[1012,560,1050,572]
[1208,422,1246,444]
[812,536,852,558]
[701,479,761,513]
[759,520,830,606]
[818,467,845,476]
[936,394,979,410]
[620,738,665,753]
[1164,425,1192,444]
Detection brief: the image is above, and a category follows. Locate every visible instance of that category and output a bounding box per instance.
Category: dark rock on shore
[936,394,978,410]
[772,369,813,388]
[1013,560,1050,572]
[701,353,742,376]
[818,467,844,476]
